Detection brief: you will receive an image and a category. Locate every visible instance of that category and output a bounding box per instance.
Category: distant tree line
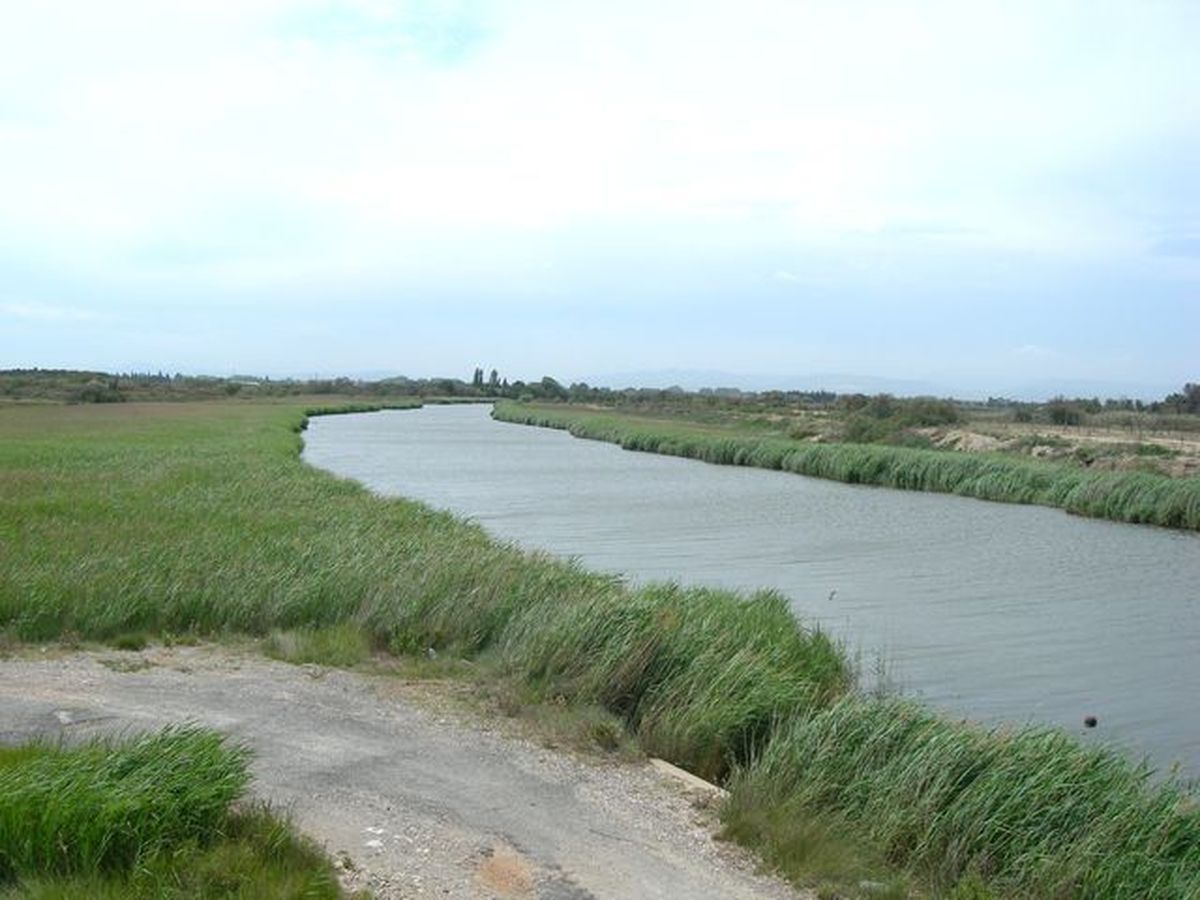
[976,386,1200,430]
[3,369,1197,431]
[1163,383,1200,415]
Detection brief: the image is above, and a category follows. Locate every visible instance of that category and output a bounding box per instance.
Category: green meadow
[493,401,1200,530]
[2,399,1198,898]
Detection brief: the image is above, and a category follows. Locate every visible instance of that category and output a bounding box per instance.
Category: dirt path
[0,646,804,900]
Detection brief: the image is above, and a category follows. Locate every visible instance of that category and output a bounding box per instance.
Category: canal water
[304,404,1200,776]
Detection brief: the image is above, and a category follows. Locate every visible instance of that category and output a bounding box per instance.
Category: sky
[1,0,1197,398]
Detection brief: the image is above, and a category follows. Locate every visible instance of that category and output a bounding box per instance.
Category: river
[303,403,1200,777]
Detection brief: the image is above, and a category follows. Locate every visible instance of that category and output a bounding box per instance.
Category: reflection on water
[304,404,1200,776]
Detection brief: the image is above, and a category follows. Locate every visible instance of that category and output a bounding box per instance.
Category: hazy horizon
[2,2,1197,389]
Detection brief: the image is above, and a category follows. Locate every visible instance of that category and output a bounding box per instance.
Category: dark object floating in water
[1084,715,1098,728]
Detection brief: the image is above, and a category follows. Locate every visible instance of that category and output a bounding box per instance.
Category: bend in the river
[303,404,1200,778]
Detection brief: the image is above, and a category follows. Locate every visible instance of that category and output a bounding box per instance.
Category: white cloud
[1014,344,1058,359]
[0,0,1196,288]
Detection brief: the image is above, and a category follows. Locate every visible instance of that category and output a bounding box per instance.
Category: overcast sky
[1,1,1196,396]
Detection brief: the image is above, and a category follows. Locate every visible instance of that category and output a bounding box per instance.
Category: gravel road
[0,646,805,900]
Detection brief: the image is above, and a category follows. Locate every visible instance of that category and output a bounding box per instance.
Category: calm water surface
[304,404,1200,776]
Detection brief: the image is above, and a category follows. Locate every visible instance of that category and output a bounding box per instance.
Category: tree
[1046,397,1082,426]
[539,376,569,401]
[471,367,484,389]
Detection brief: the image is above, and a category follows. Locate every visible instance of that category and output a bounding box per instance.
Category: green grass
[0,726,248,882]
[264,623,373,668]
[725,696,1200,899]
[720,803,913,900]
[0,726,352,898]
[3,398,1198,897]
[4,803,348,899]
[493,402,1200,530]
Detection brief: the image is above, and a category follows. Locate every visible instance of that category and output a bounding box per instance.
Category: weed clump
[0,726,248,882]
[0,725,352,897]
[110,632,148,651]
[265,623,372,668]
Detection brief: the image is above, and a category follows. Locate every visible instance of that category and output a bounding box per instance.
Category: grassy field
[0,726,348,898]
[2,399,1198,898]
[493,402,1200,530]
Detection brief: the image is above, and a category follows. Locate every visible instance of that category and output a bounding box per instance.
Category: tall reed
[725,696,1200,898]
[498,584,848,779]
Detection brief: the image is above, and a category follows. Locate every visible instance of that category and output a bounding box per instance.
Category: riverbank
[2,399,1198,898]
[492,401,1200,531]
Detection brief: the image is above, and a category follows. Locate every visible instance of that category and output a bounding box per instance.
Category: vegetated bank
[492,401,1200,531]
[2,400,1197,898]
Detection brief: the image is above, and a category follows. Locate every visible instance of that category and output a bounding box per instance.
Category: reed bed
[2,399,1197,896]
[498,584,849,779]
[493,402,1200,530]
